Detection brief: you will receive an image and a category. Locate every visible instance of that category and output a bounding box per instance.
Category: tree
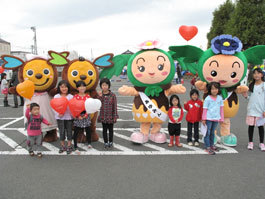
[226,0,265,49]
[207,0,235,48]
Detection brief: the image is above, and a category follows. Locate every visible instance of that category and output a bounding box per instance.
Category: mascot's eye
[71,70,78,77]
[27,70,34,76]
[137,66,145,72]
[211,70,217,77]
[43,69,50,75]
[88,70,94,76]
[231,72,237,78]
[158,64,164,71]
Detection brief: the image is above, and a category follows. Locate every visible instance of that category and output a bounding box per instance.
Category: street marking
[0,131,28,154]
[0,116,24,129]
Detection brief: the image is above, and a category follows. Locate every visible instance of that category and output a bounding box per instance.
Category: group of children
[25,68,265,157]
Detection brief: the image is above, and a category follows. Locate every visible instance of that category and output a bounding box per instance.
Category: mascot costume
[1,54,61,142]
[47,51,114,142]
[169,34,265,146]
[100,40,186,144]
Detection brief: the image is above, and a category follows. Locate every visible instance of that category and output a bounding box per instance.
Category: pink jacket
[25,108,49,136]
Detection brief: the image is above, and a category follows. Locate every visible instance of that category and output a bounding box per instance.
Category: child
[244,67,265,151]
[73,80,92,152]
[26,103,50,157]
[168,95,184,147]
[202,82,224,155]
[184,89,203,146]
[54,80,73,154]
[1,73,9,107]
[98,78,119,148]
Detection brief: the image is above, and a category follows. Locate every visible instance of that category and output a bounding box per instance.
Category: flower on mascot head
[211,35,243,55]
[138,40,161,50]
[100,40,175,97]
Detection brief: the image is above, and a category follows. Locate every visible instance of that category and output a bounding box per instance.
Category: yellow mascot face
[22,59,55,91]
[66,60,98,91]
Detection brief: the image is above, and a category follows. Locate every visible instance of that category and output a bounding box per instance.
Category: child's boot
[168,136,174,147]
[175,136,182,147]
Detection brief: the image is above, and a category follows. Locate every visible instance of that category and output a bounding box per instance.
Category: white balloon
[85,98,102,114]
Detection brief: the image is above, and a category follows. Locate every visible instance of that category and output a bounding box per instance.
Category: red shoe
[168,136,174,147]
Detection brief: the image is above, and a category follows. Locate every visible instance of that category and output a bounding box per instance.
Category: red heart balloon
[50,97,69,115]
[0,66,4,74]
[68,98,85,117]
[179,25,198,41]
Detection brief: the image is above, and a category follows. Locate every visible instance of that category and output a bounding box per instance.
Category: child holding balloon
[53,80,73,154]
[97,78,118,148]
[72,80,92,152]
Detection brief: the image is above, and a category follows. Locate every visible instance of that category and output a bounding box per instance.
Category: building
[0,38,11,56]
[11,51,31,61]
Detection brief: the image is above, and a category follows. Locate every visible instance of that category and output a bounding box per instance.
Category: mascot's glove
[8,86,17,95]
[195,80,207,93]
[165,84,186,96]
[118,85,139,96]
[236,85,249,94]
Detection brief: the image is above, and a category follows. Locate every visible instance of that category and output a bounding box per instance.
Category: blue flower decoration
[211,34,243,55]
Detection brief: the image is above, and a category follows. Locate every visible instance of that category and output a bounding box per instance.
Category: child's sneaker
[259,143,265,151]
[188,142,193,146]
[210,146,219,152]
[37,152,42,158]
[29,151,34,156]
[104,143,109,149]
[59,146,65,153]
[205,148,216,155]
[247,142,254,150]
[74,148,81,155]
[66,146,72,155]
[87,144,93,149]
[194,142,200,146]
[109,142,113,148]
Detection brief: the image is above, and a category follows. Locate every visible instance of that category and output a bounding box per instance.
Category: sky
[0,0,227,58]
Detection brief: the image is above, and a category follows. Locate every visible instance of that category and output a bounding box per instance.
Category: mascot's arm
[118,85,139,96]
[235,85,249,94]
[48,88,58,97]
[165,84,186,97]
[195,80,207,93]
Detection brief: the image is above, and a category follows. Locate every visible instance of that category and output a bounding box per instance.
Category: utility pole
[30,26,37,55]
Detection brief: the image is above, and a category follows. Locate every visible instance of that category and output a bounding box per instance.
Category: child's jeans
[204,120,218,148]
[27,134,42,152]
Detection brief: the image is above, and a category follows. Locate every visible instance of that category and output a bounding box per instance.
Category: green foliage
[208,0,265,49]
[207,0,235,48]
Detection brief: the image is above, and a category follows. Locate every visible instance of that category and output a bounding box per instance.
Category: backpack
[25,114,43,130]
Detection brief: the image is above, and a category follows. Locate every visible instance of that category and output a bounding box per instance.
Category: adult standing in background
[10,70,24,108]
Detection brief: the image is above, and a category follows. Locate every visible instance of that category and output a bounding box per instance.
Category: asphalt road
[0,77,264,199]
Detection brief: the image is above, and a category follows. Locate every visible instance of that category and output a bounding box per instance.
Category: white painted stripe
[0,131,28,153]
[0,116,24,128]
[18,129,61,152]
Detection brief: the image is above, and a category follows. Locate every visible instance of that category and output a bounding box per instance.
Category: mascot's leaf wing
[243,45,265,65]
[1,55,24,70]
[169,45,203,63]
[99,54,132,79]
[48,51,69,66]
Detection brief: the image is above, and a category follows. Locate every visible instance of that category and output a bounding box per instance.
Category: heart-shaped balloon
[179,25,198,41]
[16,80,35,99]
[0,66,4,74]
[85,98,102,114]
[50,97,69,115]
[68,98,85,117]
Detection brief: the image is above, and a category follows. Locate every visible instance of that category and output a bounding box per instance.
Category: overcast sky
[0,0,227,58]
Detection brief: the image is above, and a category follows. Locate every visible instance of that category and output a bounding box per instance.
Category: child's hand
[47,123,51,126]
[78,116,83,120]
[263,112,265,117]
[59,114,64,117]
[98,91,102,97]
[202,120,206,126]
[184,101,187,104]
[26,104,30,109]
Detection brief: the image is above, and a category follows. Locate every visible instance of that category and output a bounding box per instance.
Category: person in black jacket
[10,70,24,108]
